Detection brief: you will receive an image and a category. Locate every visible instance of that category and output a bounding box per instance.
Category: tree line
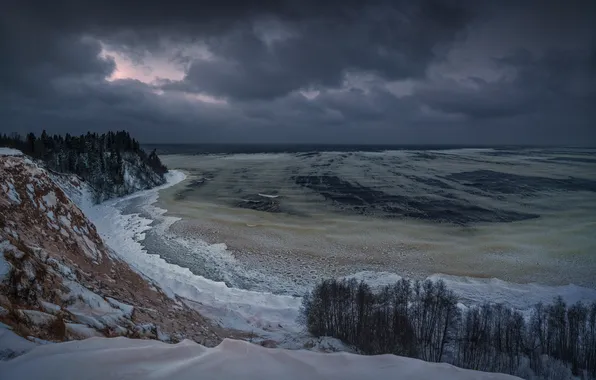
[300,278,596,380]
[0,131,168,202]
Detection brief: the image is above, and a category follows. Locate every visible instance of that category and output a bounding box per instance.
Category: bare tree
[299,278,596,380]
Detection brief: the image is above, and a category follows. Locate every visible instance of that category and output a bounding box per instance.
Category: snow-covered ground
[72,169,596,343]
[0,327,36,359]
[0,148,23,156]
[0,336,520,380]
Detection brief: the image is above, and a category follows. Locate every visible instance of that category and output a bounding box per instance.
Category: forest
[0,131,168,202]
[300,278,596,380]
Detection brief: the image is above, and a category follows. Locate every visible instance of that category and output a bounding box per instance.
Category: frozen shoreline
[81,171,303,339]
[81,169,596,341]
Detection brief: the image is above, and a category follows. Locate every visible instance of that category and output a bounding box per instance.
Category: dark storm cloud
[0,0,595,144]
[9,0,468,33]
[0,16,115,95]
[166,1,473,100]
[416,48,596,120]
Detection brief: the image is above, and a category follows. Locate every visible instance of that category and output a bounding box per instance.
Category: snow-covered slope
[0,152,220,354]
[48,151,167,204]
[0,336,521,380]
[87,151,167,203]
[0,148,23,156]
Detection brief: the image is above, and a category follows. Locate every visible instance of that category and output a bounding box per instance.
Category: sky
[1,0,595,145]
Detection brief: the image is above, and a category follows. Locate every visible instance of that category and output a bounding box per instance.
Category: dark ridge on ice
[234,193,282,213]
[446,170,596,195]
[292,175,537,224]
[550,157,596,164]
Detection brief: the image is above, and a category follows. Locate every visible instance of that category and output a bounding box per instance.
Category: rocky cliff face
[85,150,167,203]
[0,152,221,357]
[0,131,168,204]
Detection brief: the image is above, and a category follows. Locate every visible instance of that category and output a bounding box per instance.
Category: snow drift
[0,336,521,380]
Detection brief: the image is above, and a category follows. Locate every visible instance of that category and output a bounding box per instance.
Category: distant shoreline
[147,144,596,155]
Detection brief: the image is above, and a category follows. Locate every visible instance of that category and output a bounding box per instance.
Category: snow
[62,280,131,329]
[25,183,36,204]
[0,240,23,259]
[81,235,99,259]
[65,323,103,339]
[0,337,520,379]
[4,181,21,204]
[26,337,52,345]
[49,174,86,207]
[2,227,18,240]
[0,148,23,156]
[343,271,596,315]
[0,327,35,360]
[67,312,105,330]
[26,191,35,204]
[58,215,71,228]
[105,297,134,318]
[47,258,76,280]
[39,301,61,315]
[429,274,596,314]
[19,310,56,326]
[258,193,279,198]
[299,336,353,353]
[21,261,36,281]
[156,328,170,342]
[0,250,12,282]
[42,191,57,208]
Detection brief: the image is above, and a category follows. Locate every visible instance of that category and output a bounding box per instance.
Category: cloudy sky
[1,0,595,144]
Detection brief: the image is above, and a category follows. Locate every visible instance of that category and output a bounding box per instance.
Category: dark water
[144,143,584,155]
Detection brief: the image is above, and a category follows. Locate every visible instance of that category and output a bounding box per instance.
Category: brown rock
[259,340,278,348]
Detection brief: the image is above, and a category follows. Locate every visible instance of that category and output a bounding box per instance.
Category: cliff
[0,131,168,203]
[0,150,220,356]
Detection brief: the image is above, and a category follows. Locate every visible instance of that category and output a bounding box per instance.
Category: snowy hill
[0,336,521,380]
[0,152,220,355]
[0,148,22,156]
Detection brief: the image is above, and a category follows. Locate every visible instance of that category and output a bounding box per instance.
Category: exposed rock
[0,154,222,346]
[259,339,278,348]
[132,323,157,339]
